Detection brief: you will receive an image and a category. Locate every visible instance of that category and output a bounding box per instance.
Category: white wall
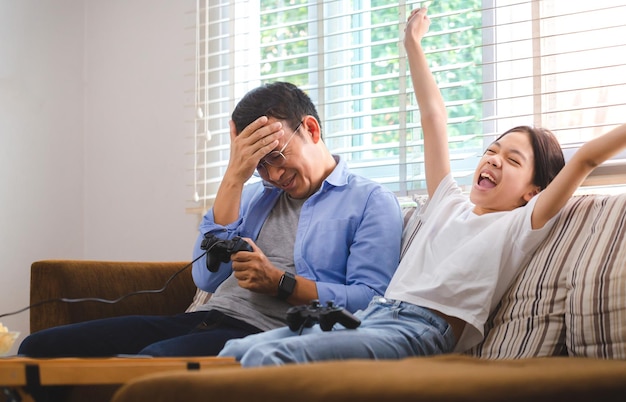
[0,0,198,354]
[82,0,198,260]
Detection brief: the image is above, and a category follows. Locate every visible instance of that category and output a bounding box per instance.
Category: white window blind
[191,0,626,210]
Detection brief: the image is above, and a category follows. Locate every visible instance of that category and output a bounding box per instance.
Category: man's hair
[496,125,565,191]
[231,81,322,137]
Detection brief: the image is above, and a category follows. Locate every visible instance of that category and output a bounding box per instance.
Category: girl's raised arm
[533,123,626,229]
[404,7,450,198]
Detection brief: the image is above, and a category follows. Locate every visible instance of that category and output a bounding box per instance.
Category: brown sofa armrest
[29,260,197,333]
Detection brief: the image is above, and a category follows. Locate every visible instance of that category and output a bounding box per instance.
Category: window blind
[191,0,626,210]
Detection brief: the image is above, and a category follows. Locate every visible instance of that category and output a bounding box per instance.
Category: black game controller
[286,299,361,332]
[200,233,253,272]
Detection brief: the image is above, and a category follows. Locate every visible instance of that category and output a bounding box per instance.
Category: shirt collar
[321,155,349,190]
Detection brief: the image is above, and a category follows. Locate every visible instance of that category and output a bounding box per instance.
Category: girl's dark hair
[496,125,565,191]
[231,81,322,137]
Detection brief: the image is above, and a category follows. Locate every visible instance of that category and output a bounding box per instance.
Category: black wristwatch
[277,271,296,300]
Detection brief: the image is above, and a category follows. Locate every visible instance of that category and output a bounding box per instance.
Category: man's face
[256,119,322,199]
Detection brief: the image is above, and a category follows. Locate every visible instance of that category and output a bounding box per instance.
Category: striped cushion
[186,288,212,312]
[565,193,626,358]
[467,194,626,358]
[464,198,581,358]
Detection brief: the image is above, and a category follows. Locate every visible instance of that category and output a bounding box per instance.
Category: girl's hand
[404,7,431,47]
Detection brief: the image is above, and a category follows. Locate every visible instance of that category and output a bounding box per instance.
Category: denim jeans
[219,296,456,367]
[18,310,262,357]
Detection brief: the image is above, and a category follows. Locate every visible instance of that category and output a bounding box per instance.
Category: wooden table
[0,356,238,401]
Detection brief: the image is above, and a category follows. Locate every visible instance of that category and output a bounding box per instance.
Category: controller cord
[0,249,212,320]
[297,317,316,335]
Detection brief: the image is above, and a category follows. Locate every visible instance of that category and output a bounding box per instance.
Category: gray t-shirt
[197,192,305,331]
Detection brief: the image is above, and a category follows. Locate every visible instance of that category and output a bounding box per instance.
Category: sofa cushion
[565,193,626,358]
[467,196,593,358]
[186,288,212,312]
[467,193,626,359]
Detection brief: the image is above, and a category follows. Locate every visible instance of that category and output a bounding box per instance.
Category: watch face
[278,272,296,299]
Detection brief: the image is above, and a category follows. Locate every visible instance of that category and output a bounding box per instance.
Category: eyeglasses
[257,120,304,175]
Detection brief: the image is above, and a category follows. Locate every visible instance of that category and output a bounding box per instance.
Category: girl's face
[470,130,540,215]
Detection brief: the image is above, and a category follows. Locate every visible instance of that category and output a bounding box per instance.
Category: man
[18,81,402,358]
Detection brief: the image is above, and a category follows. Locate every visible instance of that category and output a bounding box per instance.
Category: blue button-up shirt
[191,156,402,312]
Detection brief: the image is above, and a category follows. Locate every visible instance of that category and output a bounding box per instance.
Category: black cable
[297,316,316,336]
[0,250,210,320]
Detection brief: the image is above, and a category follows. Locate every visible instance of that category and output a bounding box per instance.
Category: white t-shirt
[385,174,558,352]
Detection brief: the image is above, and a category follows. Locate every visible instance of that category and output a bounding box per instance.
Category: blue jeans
[219,297,456,367]
[18,310,262,357]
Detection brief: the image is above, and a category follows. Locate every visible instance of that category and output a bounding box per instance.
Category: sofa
[27,192,626,401]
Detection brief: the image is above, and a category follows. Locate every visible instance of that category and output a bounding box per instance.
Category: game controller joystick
[286,299,361,332]
[200,233,253,272]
